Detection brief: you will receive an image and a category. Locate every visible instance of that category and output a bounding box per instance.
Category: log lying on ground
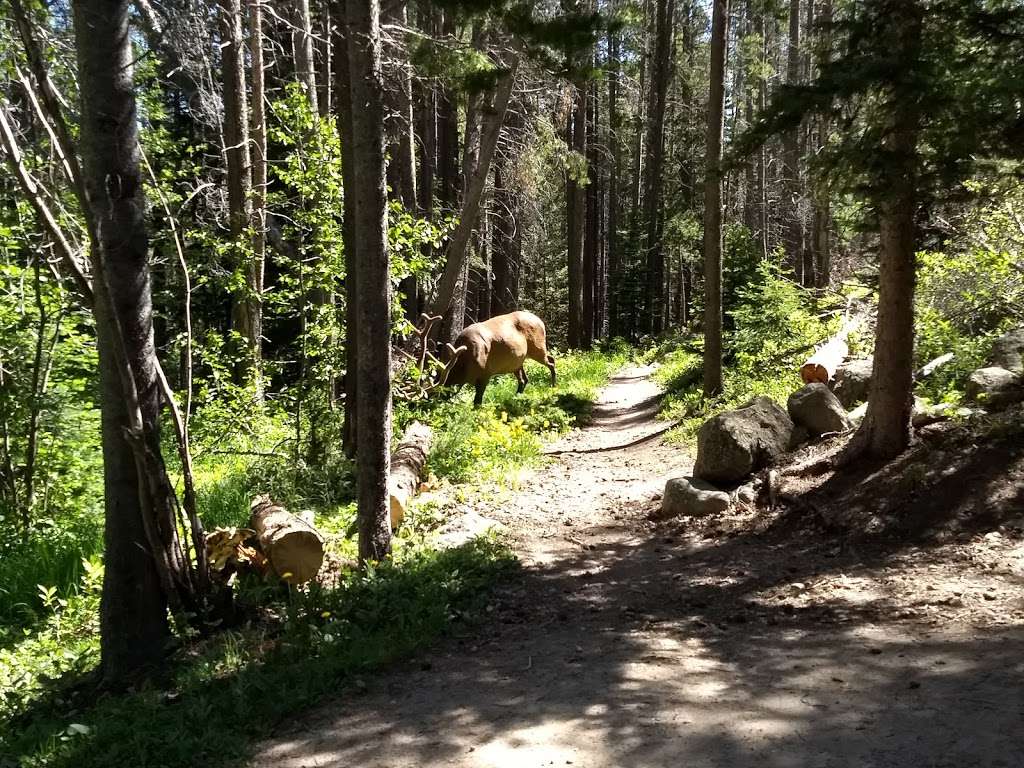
[388,421,433,530]
[249,495,324,584]
[800,314,863,384]
[800,335,850,384]
[915,352,954,380]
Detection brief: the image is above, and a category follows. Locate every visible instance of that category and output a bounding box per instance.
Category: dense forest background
[1,0,1023,763]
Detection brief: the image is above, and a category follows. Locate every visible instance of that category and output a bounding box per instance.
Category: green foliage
[914,213,1024,403]
[654,261,837,444]
[2,538,515,768]
[405,349,626,485]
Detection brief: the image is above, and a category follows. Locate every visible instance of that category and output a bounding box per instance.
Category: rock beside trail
[966,367,1023,410]
[787,383,851,437]
[990,327,1024,373]
[659,477,731,518]
[911,401,976,428]
[831,358,873,408]
[694,396,794,484]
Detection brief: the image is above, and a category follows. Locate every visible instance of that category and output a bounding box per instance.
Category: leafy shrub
[915,247,1024,402]
[655,259,837,444]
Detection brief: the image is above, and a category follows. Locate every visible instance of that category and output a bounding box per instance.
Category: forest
[1,0,1023,765]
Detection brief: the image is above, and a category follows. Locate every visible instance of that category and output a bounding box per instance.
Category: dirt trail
[255,366,1024,768]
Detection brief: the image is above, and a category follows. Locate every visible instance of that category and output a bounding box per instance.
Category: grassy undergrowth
[1,346,625,767]
[3,537,514,768]
[407,348,628,485]
[648,263,846,447]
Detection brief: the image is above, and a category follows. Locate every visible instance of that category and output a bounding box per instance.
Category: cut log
[915,352,954,380]
[800,335,849,384]
[249,495,324,584]
[388,421,433,529]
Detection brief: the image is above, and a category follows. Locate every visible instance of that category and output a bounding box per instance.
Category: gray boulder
[694,396,794,485]
[990,328,1024,373]
[966,367,1023,410]
[911,400,976,429]
[787,383,851,437]
[660,477,731,518]
[831,358,873,408]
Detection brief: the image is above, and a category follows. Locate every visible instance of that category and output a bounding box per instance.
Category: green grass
[0,346,629,768]
[407,348,628,485]
[2,536,515,768]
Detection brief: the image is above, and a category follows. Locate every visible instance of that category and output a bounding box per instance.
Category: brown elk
[443,311,557,407]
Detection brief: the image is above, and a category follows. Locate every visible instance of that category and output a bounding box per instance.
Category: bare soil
[254,367,1024,768]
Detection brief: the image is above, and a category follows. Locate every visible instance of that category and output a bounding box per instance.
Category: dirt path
[255,367,1024,768]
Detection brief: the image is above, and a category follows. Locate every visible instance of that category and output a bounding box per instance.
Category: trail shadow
[256,443,1024,768]
[800,428,1024,542]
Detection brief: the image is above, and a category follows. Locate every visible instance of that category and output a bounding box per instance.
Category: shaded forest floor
[255,367,1024,768]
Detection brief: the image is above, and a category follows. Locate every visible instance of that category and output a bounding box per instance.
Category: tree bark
[566,81,586,348]
[607,29,621,338]
[382,0,418,323]
[811,0,833,289]
[642,0,674,336]
[73,0,169,683]
[334,5,359,457]
[346,0,392,562]
[249,0,267,397]
[703,0,729,397]
[850,0,922,460]
[387,421,432,529]
[782,0,805,283]
[491,157,519,315]
[294,0,319,114]
[220,0,259,380]
[583,71,599,348]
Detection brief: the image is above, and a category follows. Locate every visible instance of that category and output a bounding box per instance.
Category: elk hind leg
[473,378,489,408]
[528,346,557,387]
[515,367,528,394]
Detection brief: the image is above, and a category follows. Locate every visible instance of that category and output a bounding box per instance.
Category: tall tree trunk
[742,0,759,235]
[566,82,586,348]
[643,0,674,336]
[334,4,358,457]
[782,0,805,283]
[414,4,436,318]
[757,10,769,259]
[606,29,621,338]
[73,0,168,683]
[382,0,418,322]
[811,0,833,288]
[583,70,599,348]
[295,0,319,113]
[703,0,729,397]
[220,0,259,381]
[249,0,267,397]
[491,150,518,315]
[851,0,922,460]
[317,5,333,117]
[345,0,392,561]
